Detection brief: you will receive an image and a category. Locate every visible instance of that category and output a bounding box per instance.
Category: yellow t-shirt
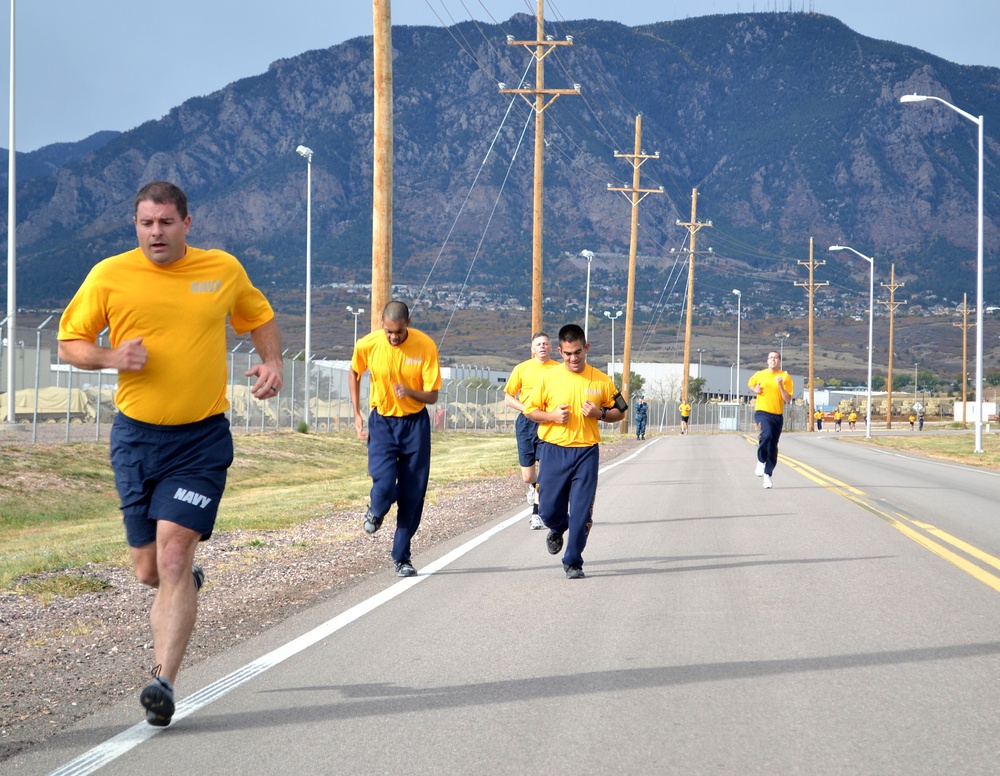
[58,246,274,425]
[848,412,858,422]
[524,363,618,448]
[504,358,558,404]
[748,368,793,415]
[834,411,843,421]
[352,327,442,417]
[679,402,692,416]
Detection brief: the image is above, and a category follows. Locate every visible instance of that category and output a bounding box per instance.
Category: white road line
[47,441,653,776]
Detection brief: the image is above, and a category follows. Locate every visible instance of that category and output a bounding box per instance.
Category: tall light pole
[347,305,365,345]
[6,0,17,424]
[604,310,622,381]
[830,245,874,439]
[775,332,789,360]
[732,290,741,403]
[901,93,984,452]
[296,144,313,428]
[696,348,704,378]
[581,250,595,342]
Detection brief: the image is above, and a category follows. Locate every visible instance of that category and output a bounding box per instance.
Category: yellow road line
[778,450,1000,594]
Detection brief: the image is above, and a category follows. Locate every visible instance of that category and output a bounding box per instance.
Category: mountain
[2,11,998,313]
[0,131,120,186]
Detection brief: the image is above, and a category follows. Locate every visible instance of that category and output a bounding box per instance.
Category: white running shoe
[527,484,538,507]
[529,514,544,530]
[763,474,773,489]
[755,461,765,477]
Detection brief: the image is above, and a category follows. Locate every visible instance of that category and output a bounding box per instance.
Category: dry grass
[841,431,1000,470]
[0,431,522,590]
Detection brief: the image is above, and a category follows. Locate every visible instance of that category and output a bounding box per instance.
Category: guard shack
[719,401,741,431]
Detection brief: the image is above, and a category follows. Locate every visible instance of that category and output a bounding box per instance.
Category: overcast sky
[1,0,997,152]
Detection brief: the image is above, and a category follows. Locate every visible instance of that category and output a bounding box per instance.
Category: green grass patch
[0,430,520,590]
[841,431,1000,470]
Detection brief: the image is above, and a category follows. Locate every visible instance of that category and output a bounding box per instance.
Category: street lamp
[901,93,984,452]
[346,305,365,345]
[296,144,313,428]
[775,332,789,359]
[696,348,704,378]
[829,245,874,439]
[581,250,595,342]
[604,310,623,381]
[732,290,741,406]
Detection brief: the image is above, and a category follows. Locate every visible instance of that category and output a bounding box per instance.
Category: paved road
[13,433,1000,775]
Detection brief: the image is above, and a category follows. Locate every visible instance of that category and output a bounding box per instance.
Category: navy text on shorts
[111,412,234,547]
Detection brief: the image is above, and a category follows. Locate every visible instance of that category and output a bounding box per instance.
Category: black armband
[613,392,628,412]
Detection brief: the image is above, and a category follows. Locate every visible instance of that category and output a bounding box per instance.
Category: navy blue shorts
[110,413,234,548]
[514,413,541,467]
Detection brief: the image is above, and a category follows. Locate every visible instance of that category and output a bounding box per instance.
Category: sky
[1,0,998,152]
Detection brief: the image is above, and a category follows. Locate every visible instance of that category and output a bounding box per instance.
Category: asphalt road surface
[12,432,1000,775]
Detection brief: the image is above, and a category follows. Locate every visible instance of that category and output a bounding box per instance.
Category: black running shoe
[546,530,563,555]
[394,560,417,577]
[140,668,175,727]
[363,506,384,534]
[565,566,585,580]
[192,565,205,592]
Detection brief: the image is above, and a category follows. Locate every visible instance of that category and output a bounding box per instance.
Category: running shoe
[755,460,766,477]
[529,514,544,530]
[763,474,773,489]
[363,506,384,534]
[546,530,563,555]
[140,667,175,727]
[394,560,417,577]
[565,566,585,580]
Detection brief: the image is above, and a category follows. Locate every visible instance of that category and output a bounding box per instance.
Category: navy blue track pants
[368,409,431,563]
[537,441,599,569]
[754,410,784,476]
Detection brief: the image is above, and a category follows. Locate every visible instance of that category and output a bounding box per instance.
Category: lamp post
[775,332,789,359]
[346,305,365,345]
[604,310,623,381]
[901,93,984,452]
[732,290,741,405]
[696,348,704,378]
[829,245,874,439]
[296,144,313,428]
[581,250,595,342]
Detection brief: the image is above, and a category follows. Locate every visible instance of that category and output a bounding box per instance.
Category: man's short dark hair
[383,301,410,322]
[135,181,188,219]
[559,323,586,345]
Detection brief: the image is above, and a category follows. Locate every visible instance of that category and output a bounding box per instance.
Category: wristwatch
[600,406,608,420]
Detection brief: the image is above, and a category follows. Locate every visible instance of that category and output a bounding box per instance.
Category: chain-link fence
[1,333,804,443]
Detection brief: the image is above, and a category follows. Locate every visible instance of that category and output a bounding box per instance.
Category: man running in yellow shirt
[524,324,626,579]
[748,351,793,489]
[679,401,692,435]
[504,332,557,529]
[349,301,442,577]
[58,181,283,727]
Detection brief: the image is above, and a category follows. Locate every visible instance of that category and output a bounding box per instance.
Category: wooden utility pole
[501,0,579,334]
[676,189,712,403]
[371,0,393,332]
[954,293,975,428]
[794,238,828,430]
[878,264,905,429]
[608,114,663,430]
